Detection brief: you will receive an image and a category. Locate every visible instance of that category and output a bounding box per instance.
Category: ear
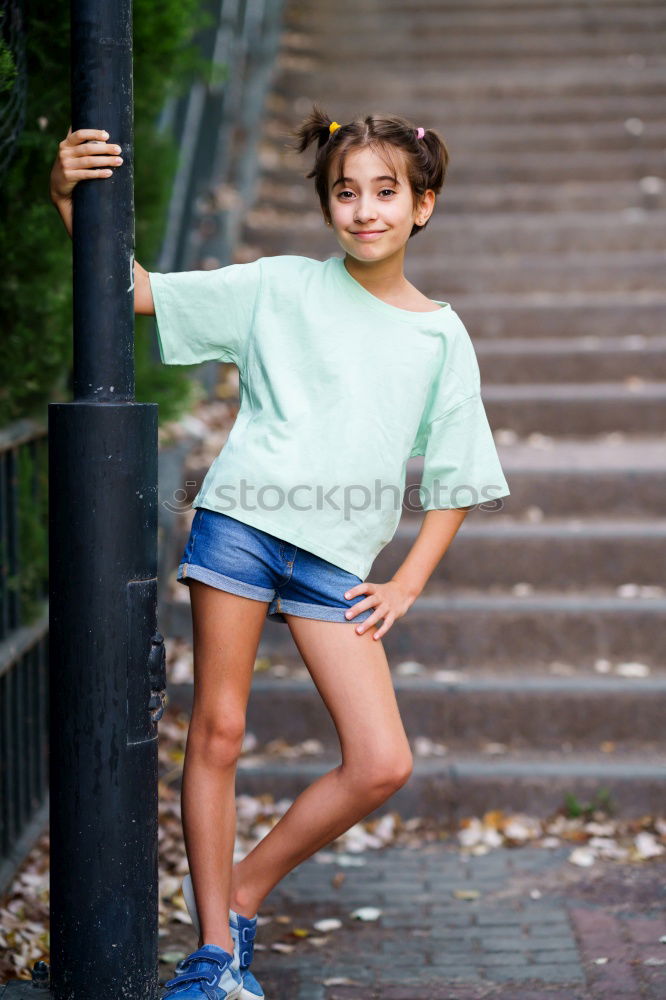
[415,190,436,225]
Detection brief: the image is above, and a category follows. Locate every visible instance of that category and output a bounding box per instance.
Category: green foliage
[0,9,17,93]
[562,788,616,819]
[0,0,211,426]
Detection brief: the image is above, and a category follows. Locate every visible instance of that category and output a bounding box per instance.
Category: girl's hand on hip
[49,126,123,204]
[343,579,416,640]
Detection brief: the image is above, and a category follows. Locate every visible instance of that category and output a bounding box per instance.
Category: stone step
[275,61,666,100]
[318,0,663,8]
[475,335,666,383]
[408,437,666,517]
[159,590,666,672]
[251,240,665,295]
[229,751,666,819]
[271,91,666,127]
[165,674,666,752]
[442,293,666,339]
[283,37,665,67]
[407,251,666,295]
[283,38,665,65]
[250,205,666,254]
[177,438,666,533]
[480,381,666,435]
[373,518,666,589]
[254,173,663,215]
[427,120,666,152]
[265,109,666,153]
[288,3,665,33]
[355,0,664,7]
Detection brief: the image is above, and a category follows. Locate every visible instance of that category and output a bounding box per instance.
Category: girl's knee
[345,747,414,800]
[188,709,246,767]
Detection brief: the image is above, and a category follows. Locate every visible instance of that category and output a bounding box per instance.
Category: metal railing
[155,0,285,277]
[0,0,27,182]
[0,419,49,897]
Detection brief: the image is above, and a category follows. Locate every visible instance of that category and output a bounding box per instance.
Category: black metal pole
[70,0,135,401]
[45,1,163,998]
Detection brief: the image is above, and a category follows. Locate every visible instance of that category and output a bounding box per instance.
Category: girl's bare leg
[229,616,413,918]
[181,578,269,952]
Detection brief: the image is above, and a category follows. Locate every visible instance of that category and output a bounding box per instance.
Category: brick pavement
[159,842,666,999]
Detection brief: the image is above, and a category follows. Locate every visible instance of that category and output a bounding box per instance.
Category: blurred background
[1,0,665,993]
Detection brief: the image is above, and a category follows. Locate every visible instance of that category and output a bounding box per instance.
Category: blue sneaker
[230,907,264,1000]
[182,874,265,1000]
[163,943,243,998]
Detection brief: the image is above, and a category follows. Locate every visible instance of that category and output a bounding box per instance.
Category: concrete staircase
[162,0,666,820]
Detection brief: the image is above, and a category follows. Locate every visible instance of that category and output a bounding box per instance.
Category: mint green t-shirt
[148,254,510,580]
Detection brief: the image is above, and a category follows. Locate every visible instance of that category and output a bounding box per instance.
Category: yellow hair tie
[329,121,341,135]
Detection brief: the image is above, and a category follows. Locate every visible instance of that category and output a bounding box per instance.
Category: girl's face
[326,145,434,263]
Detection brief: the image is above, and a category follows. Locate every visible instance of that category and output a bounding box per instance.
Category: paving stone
[477,952,530,966]
[484,963,585,983]
[482,935,532,950]
[526,935,578,950]
[436,967,481,981]
[528,920,574,934]
[430,925,481,937]
[531,949,581,963]
[429,935,480,950]
[475,910,527,926]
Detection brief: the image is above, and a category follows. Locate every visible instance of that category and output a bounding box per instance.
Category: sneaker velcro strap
[164,948,229,992]
[164,970,217,991]
[182,948,227,969]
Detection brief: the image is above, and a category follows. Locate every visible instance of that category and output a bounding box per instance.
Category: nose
[353,195,378,224]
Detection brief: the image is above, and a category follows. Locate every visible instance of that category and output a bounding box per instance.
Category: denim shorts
[176,507,374,625]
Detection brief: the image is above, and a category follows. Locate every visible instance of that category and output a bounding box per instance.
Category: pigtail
[288,102,336,153]
[415,128,449,199]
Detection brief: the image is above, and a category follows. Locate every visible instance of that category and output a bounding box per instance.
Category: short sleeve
[410,311,510,509]
[417,394,511,509]
[147,257,263,366]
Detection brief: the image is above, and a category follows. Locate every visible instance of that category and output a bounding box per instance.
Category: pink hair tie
[415,127,425,140]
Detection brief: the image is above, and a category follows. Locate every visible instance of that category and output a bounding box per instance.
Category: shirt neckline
[330,254,451,323]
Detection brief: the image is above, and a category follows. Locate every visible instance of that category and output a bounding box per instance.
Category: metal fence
[0,420,49,897]
[155,0,285,277]
[0,0,27,182]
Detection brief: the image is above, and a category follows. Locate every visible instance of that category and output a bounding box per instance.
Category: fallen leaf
[634,832,665,859]
[323,977,363,986]
[616,661,650,678]
[350,907,381,921]
[160,951,187,964]
[271,942,295,954]
[313,918,342,933]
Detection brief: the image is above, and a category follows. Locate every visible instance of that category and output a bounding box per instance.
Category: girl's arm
[49,127,155,316]
[343,506,474,641]
[391,506,472,600]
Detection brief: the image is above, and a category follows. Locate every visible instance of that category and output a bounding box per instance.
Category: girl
[50,104,510,999]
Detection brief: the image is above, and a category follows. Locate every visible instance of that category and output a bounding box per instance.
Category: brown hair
[289,102,450,239]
